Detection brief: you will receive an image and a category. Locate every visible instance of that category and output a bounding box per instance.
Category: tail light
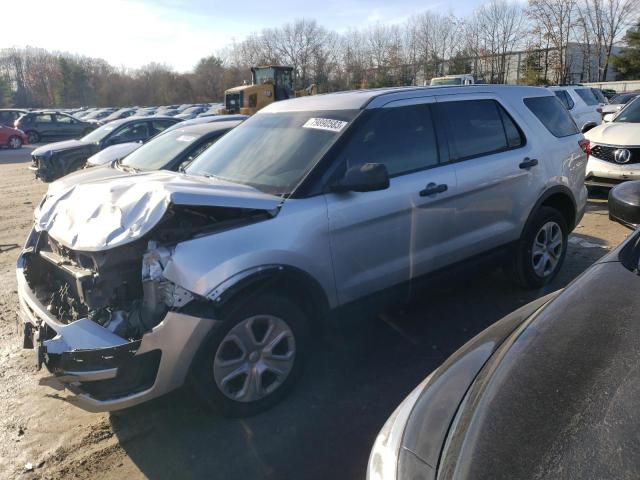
[579,139,591,159]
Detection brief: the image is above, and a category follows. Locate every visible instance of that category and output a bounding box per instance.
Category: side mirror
[603,113,615,123]
[609,181,640,229]
[331,163,390,193]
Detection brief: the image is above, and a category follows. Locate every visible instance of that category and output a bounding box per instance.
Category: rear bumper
[585,156,640,187]
[17,253,216,412]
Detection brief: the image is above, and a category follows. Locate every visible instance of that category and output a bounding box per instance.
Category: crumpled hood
[32,139,91,156]
[585,122,640,146]
[86,142,140,166]
[36,170,281,251]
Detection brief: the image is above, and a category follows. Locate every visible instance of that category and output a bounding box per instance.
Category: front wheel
[8,136,22,149]
[509,206,568,289]
[191,292,310,417]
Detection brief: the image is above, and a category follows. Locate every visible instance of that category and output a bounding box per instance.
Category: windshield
[186,110,359,196]
[181,107,201,114]
[121,129,202,171]
[615,97,640,123]
[431,77,462,86]
[81,123,116,142]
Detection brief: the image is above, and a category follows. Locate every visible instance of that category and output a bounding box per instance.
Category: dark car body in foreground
[47,120,243,194]
[369,226,640,480]
[30,116,179,182]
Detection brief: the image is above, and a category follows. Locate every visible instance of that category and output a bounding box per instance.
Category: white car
[585,96,640,189]
[85,142,141,167]
[549,86,604,133]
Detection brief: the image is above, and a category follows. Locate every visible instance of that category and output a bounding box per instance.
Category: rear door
[34,114,56,138]
[325,98,458,304]
[434,94,543,258]
[53,114,81,138]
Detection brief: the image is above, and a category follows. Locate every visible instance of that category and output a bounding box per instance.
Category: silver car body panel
[86,142,140,166]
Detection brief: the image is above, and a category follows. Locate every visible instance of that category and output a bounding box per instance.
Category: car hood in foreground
[438,240,640,479]
[32,139,91,156]
[36,171,282,252]
[585,122,640,146]
[86,142,140,166]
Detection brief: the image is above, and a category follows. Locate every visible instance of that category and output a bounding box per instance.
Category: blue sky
[5,0,487,71]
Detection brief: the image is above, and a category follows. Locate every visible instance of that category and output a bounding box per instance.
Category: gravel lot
[0,145,630,479]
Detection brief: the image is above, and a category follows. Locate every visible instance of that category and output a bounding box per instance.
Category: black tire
[8,136,22,149]
[509,206,568,289]
[26,131,40,144]
[191,292,310,417]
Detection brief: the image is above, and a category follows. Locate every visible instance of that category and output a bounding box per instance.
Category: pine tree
[612,22,640,80]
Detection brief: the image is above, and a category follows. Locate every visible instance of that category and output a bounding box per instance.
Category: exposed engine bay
[23,204,271,340]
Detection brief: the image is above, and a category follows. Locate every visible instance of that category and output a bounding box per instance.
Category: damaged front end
[17,199,273,411]
[30,145,98,183]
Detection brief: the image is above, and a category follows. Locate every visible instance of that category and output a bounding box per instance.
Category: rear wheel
[509,206,568,289]
[26,131,40,144]
[192,292,310,417]
[8,136,22,149]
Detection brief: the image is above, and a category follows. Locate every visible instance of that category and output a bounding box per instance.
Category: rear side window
[524,96,579,137]
[575,88,599,106]
[554,90,574,110]
[438,99,524,161]
[338,103,439,176]
[35,114,53,123]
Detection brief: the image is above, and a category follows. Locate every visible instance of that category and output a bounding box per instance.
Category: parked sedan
[174,106,209,120]
[98,108,137,124]
[600,91,640,117]
[368,202,640,479]
[0,123,28,149]
[15,111,96,144]
[584,96,640,188]
[47,120,243,195]
[30,116,179,181]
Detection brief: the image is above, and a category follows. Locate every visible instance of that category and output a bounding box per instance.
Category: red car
[0,124,28,149]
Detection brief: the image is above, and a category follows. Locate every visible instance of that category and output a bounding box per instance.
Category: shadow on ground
[109,246,607,480]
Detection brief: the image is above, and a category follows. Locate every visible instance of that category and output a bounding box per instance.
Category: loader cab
[252,66,294,101]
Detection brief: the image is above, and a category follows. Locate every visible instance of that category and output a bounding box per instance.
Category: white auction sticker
[176,135,197,142]
[303,118,348,132]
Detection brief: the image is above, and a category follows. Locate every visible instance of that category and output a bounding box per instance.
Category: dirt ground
[0,145,630,480]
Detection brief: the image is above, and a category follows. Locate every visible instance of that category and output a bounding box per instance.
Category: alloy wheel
[213,314,296,403]
[9,137,22,149]
[531,221,563,278]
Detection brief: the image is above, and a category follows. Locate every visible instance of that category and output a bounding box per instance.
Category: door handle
[419,182,448,197]
[519,157,538,169]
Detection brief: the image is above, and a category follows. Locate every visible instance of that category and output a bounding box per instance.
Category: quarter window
[337,103,439,176]
[438,99,524,161]
[554,90,574,110]
[35,114,53,123]
[524,96,579,138]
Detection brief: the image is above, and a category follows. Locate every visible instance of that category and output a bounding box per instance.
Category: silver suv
[17,86,587,416]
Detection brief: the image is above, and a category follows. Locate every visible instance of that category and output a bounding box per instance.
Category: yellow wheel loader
[218,66,317,116]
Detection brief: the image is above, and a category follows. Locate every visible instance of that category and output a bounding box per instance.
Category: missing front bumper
[17,262,217,412]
